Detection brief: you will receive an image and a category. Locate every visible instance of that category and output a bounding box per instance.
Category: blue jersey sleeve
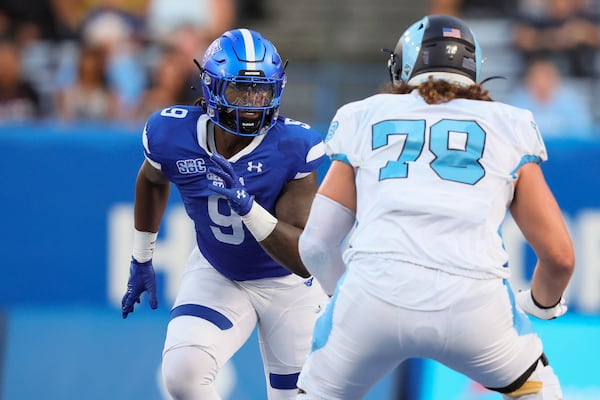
[142,106,207,172]
[274,117,326,180]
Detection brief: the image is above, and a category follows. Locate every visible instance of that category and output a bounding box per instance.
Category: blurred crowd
[511,0,599,138]
[0,0,239,123]
[0,0,599,138]
[511,0,600,78]
[433,0,600,138]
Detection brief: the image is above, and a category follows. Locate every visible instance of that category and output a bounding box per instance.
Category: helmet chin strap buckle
[241,120,258,130]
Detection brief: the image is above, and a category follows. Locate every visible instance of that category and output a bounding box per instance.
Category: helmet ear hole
[383,47,401,86]
[387,55,394,82]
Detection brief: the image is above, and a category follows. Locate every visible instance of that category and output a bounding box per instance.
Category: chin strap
[479,75,507,85]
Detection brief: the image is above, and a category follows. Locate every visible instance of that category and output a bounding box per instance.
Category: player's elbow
[296,268,312,279]
[298,232,329,276]
[299,231,342,295]
[542,241,575,280]
[553,251,575,280]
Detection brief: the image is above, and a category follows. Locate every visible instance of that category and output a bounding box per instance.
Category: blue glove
[208,152,254,216]
[121,257,158,319]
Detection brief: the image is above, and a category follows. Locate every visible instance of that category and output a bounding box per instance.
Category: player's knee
[162,346,218,399]
[266,372,301,400]
[488,354,562,399]
[504,364,561,399]
[296,387,329,400]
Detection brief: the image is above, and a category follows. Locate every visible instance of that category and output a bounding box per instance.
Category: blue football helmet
[199,29,287,136]
[388,15,483,86]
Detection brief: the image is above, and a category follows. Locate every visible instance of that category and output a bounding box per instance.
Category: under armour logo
[247,161,263,173]
[236,190,247,199]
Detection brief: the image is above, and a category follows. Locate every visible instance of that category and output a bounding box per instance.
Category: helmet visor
[224,81,275,107]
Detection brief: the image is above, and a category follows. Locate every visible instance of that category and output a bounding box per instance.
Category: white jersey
[325,91,547,279]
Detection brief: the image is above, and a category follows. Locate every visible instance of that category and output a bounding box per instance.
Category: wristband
[241,201,278,242]
[531,291,562,309]
[132,229,158,262]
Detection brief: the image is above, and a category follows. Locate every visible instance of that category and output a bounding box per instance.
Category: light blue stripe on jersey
[504,280,535,336]
[498,226,509,269]
[330,153,351,165]
[510,155,542,178]
[311,272,347,352]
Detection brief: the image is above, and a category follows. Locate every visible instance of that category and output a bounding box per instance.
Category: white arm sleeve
[299,194,355,295]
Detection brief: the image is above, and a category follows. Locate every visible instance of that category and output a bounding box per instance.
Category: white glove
[516,289,568,320]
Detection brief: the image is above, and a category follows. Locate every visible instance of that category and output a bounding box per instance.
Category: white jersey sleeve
[509,108,547,170]
[324,100,369,167]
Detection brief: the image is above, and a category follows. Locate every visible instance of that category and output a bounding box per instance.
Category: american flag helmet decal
[442,27,462,39]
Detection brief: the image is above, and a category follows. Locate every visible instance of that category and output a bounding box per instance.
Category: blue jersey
[142,105,325,280]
